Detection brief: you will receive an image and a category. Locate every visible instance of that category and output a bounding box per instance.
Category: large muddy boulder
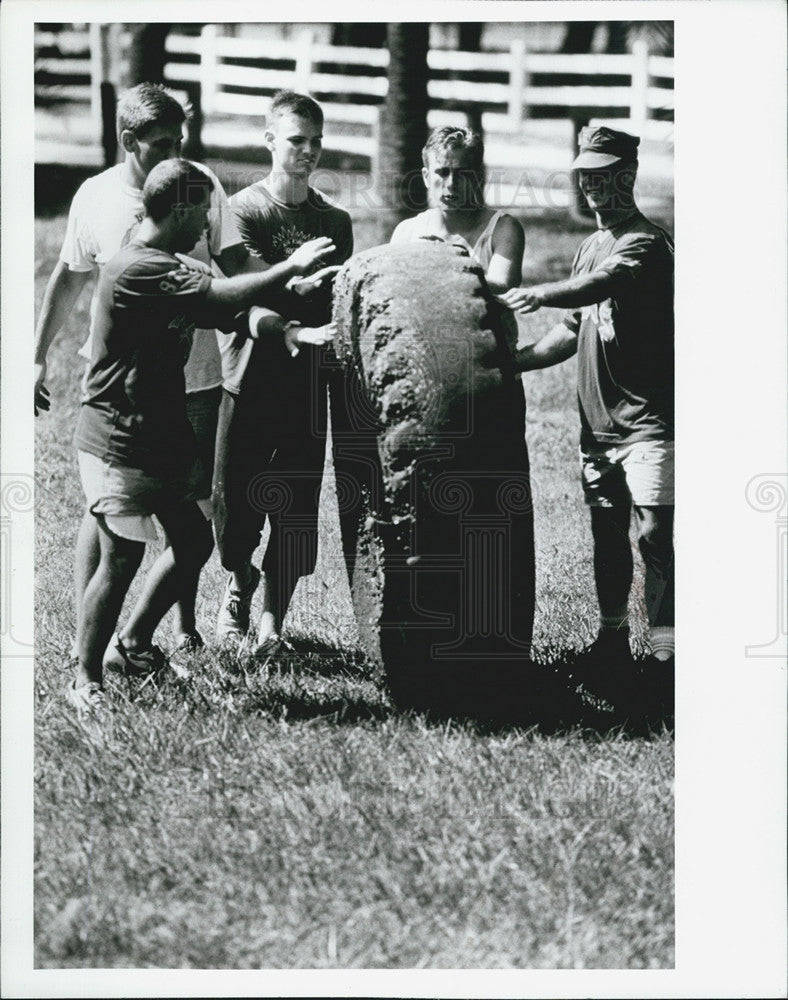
[332,241,535,710]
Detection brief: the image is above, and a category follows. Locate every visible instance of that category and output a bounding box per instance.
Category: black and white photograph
[1,1,785,997]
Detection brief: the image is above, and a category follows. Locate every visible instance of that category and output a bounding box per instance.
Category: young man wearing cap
[501,126,674,701]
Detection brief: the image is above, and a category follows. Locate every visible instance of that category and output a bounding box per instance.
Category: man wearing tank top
[390,125,536,657]
[390,126,523,353]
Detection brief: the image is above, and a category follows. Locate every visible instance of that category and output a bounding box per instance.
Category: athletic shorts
[78,450,210,544]
[580,439,674,508]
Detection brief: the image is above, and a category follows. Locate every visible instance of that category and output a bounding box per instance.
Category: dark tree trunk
[125,23,171,85]
[331,24,387,47]
[560,23,603,222]
[605,22,630,55]
[455,23,483,135]
[376,23,430,239]
[100,81,118,167]
[457,22,483,52]
[561,22,597,54]
[124,23,204,161]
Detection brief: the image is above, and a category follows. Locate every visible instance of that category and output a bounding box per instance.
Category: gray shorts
[78,450,208,543]
[581,439,674,508]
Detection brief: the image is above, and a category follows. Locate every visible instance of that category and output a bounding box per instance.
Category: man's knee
[161,504,215,569]
[98,525,144,580]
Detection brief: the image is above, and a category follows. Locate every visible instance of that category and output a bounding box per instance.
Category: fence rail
[35,24,674,165]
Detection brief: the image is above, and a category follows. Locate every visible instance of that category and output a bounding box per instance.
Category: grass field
[34,170,674,969]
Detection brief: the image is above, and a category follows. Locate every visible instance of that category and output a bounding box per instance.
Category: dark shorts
[185,385,221,501]
[581,439,675,507]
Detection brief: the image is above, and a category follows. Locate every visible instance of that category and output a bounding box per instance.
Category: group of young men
[34,82,674,714]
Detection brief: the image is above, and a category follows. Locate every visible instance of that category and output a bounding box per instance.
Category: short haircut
[142,159,213,222]
[116,82,188,140]
[422,126,485,175]
[268,89,324,129]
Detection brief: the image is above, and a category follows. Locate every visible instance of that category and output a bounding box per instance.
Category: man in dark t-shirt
[76,244,211,479]
[501,126,674,707]
[213,90,362,654]
[69,157,335,710]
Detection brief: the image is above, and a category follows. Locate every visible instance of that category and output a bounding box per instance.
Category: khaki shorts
[78,450,209,544]
[581,439,674,508]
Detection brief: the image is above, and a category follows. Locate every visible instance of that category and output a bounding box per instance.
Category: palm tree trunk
[456,23,483,134]
[125,24,171,86]
[376,23,430,240]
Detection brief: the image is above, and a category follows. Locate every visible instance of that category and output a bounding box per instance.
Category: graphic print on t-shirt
[120,211,145,249]
[271,224,313,264]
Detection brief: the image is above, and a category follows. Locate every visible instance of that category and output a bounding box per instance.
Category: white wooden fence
[35,24,674,165]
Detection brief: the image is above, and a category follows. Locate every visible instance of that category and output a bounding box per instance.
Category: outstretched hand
[284,321,337,357]
[287,237,336,274]
[498,286,544,315]
[35,361,51,415]
[290,265,342,297]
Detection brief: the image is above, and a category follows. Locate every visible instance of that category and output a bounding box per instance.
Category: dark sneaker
[253,633,290,661]
[641,654,675,720]
[571,629,635,704]
[103,634,168,677]
[216,566,261,644]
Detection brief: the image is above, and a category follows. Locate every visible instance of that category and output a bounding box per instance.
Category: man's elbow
[48,260,90,299]
[215,244,252,276]
[561,329,579,358]
[590,271,618,301]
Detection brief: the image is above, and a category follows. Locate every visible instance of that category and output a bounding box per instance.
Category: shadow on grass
[383,654,673,739]
[117,639,393,727]
[123,641,672,740]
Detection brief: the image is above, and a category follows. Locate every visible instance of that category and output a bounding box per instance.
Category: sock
[649,625,675,661]
[600,608,629,633]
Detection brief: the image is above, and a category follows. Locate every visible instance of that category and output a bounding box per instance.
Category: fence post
[508,37,527,132]
[200,23,219,115]
[294,29,314,92]
[89,23,103,145]
[630,37,649,137]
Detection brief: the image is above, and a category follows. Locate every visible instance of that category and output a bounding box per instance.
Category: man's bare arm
[213,242,267,277]
[34,261,93,413]
[484,214,525,294]
[204,236,334,309]
[513,322,578,373]
[501,269,616,314]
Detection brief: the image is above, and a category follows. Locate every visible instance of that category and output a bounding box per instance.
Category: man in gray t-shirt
[502,126,674,713]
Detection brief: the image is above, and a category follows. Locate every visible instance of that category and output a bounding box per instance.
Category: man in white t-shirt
[34,83,263,666]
